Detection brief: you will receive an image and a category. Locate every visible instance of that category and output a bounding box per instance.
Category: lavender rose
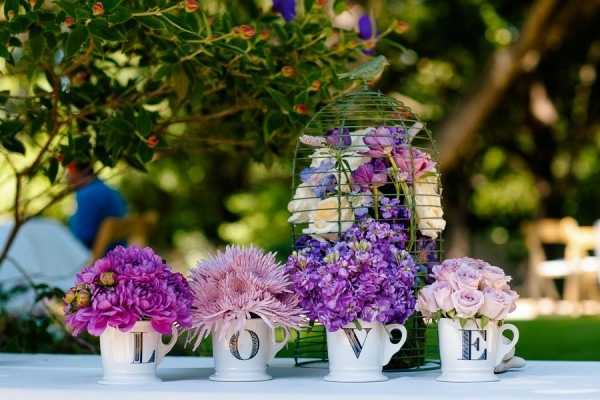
[481,264,511,290]
[415,284,438,318]
[431,280,454,312]
[454,264,482,290]
[479,287,514,322]
[451,288,484,319]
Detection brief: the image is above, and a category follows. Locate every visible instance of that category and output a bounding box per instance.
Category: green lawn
[506,316,600,361]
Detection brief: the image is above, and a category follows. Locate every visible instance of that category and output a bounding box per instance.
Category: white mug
[210,318,290,381]
[437,318,519,382]
[99,320,178,384]
[325,320,408,382]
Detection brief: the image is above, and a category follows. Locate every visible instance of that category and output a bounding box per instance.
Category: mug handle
[495,323,519,366]
[381,324,407,365]
[267,328,290,363]
[156,324,179,365]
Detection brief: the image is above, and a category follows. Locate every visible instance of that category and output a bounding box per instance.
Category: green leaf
[378,37,408,54]
[122,103,135,123]
[74,8,91,20]
[107,6,131,25]
[137,108,152,137]
[0,43,9,61]
[137,142,154,163]
[333,0,347,15]
[0,90,10,106]
[46,157,59,184]
[0,119,25,135]
[480,315,490,329]
[65,25,88,58]
[265,87,291,112]
[162,13,194,33]
[172,64,190,100]
[54,0,77,17]
[212,41,250,60]
[3,0,19,20]
[88,19,127,42]
[106,118,135,135]
[153,64,172,80]
[198,9,212,38]
[134,16,165,30]
[102,0,124,12]
[1,138,26,154]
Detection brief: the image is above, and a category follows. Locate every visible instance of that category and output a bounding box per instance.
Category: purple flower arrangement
[285,218,418,332]
[63,245,192,336]
[286,124,446,332]
[186,245,304,349]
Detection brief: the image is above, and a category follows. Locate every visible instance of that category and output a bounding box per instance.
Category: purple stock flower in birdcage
[325,127,352,149]
[299,159,337,198]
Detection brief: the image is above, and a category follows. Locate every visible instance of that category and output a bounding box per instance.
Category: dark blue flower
[272,0,296,22]
[357,14,380,54]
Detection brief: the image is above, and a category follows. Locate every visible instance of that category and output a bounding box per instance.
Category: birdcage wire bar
[289,89,443,371]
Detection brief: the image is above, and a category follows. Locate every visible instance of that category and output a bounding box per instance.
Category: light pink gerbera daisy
[186,244,305,351]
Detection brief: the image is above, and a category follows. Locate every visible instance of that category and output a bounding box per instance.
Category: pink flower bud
[76,290,91,308]
[364,38,377,51]
[259,30,271,40]
[238,25,255,39]
[147,135,158,149]
[63,290,76,304]
[30,0,38,5]
[394,21,410,34]
[310,80,321,91]
[293,104,307,115]
[314,0,326,9]
[99,271,116,286]
[92,2,104,16]
[185,0,198,13]
[282,66,294,77]
[64,17,75,27]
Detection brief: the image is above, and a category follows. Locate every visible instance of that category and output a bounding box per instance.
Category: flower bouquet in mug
[285,219,418,381]
[287,122,445,369]
[63,245,192,384]
[415,257,523,382]
[185,245,304,381]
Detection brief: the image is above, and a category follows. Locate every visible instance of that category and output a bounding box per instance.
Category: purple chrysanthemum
[63,245,192,336]
[186,245,304,350]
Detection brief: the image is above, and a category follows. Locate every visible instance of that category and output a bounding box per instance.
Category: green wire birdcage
[288,89,444,371]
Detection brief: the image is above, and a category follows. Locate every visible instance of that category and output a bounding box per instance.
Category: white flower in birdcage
[288,124,446,242]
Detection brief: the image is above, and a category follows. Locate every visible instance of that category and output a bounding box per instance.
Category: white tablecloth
[1,353,599,399]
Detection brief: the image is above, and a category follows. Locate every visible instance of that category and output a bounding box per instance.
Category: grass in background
[506,316,600,361]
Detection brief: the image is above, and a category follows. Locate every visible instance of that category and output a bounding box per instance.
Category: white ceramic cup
[99,320,178,384]
[210,318,290,381]
[436,318,520,382]
[324,320,408,382]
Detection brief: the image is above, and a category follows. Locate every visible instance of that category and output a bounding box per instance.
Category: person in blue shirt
[67,162,127,253]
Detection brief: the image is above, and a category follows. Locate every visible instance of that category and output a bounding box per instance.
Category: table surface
[1,353,599,399]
